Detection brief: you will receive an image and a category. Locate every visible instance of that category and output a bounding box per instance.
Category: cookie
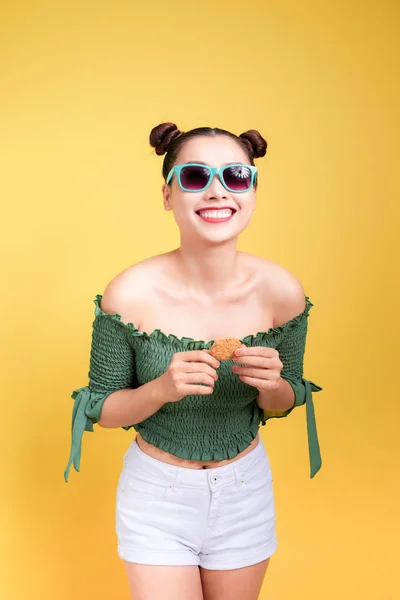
[209,338,243,361]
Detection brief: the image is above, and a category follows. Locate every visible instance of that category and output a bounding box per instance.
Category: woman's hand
[156,350,220,403]
[231,346,283,392]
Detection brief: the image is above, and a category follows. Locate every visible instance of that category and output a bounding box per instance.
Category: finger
[184,372,216,388]
[238,375,281,391]
[232,355,277,368]
[178,350,220,369]
[237,375,266,388]
[234,346,277,358]
[181,362,219,380]
[183,385,214,395]
[232,366,271,379]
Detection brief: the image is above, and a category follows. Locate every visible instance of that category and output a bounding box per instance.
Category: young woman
[64,122,323,600]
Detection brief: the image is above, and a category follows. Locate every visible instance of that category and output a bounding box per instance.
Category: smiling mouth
[195,208,237,223]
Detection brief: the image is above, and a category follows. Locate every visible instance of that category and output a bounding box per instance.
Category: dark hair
[149,123,267,181]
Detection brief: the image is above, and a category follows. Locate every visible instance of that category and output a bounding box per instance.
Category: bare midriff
[135,432,259,470]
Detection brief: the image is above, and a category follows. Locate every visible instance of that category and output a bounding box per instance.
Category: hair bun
[149,122,184,156]
[239,130,267,159]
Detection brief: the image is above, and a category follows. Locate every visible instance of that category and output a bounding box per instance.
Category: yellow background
[1,1,399,598]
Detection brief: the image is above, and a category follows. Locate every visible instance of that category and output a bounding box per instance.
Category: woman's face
[162,135,257,245]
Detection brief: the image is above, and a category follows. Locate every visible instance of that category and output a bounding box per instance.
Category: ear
[162,183,172,211]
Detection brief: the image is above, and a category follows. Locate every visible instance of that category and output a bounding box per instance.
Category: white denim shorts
[115,433,278,570]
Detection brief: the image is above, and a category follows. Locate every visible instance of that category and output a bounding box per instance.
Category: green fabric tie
[64,387,95,483]
[304,380,323,478]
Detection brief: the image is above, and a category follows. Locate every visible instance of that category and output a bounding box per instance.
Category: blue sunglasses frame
[166,163,258,193]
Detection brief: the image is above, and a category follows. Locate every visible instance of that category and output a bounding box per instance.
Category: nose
[205,174,227,199]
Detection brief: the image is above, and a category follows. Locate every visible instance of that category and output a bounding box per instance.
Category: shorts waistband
[122,434,269,490]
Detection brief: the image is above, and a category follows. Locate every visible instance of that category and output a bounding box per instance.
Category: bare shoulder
[243,253,306,327]
[99,253,169,317]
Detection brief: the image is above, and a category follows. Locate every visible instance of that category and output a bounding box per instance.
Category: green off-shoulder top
[64,294,323,482]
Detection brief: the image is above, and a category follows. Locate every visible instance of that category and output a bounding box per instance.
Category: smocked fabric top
[64,294,323,482]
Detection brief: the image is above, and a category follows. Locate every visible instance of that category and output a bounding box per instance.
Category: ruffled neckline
[93,293,313,348]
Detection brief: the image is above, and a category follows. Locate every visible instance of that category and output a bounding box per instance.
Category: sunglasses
[166,163,258,193]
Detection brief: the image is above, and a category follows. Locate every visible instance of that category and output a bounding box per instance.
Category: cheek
[169,197,197,225]
[237,192,256,212]
[170,188,200,214]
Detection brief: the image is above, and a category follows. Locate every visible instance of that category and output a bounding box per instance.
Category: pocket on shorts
[119,467,173,500]
[239,465,273,497]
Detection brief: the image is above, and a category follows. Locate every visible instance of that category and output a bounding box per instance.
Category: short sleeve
[64,300,138,482]
[260,297,323,478]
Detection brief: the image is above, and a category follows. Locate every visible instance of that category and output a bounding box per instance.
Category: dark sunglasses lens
[180,166,211,190]
[223,166,252,191]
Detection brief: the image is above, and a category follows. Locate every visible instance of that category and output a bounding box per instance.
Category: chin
[202,219,252,241]
[194,227,247,246]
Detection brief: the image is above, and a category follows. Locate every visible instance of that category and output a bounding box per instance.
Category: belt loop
[168,464,179,487]
[233,461,242,485]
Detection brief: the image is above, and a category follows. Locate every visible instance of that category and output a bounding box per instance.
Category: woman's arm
[256,377,295,413]
[97,380,166,428]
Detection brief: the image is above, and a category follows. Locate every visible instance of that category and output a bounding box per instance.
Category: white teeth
[198,209,233,219]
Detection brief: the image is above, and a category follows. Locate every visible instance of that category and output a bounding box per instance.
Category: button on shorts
[115,433,278,570]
